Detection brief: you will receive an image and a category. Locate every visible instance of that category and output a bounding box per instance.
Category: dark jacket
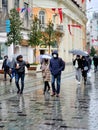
[93,56,98,66]
[15,60,30,73]
[82,59,89,71]
[49,51,65,75]
[73,58,82,69]
[2,59,11,71]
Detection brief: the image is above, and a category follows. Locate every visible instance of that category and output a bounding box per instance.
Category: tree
[90,46,96,57]
[28,15,42,62]
[6,8,23,53]
[42,21,63,54]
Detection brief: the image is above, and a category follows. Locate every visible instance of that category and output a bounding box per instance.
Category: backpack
[59,58,65,71]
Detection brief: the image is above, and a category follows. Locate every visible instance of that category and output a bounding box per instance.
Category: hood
[52,50,58,56]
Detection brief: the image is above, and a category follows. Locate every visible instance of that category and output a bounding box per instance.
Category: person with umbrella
[81,56,89,85]
[73,55,82,84]
[41,58,50,94]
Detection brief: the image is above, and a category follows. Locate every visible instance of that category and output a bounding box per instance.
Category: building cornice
[61,0,88,24]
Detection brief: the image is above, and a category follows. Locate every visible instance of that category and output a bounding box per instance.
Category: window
[2,0,8,20]
[2,0,7,7]
[0,43,7,60]
[14,0,19,8]
[39,11,45,25]
[24,2,29,26]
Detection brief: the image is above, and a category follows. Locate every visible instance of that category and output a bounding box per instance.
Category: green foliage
[43,21,55,46]
[42,21,63,53]
[28,15,42,47]
[90,46,96,57]
[6,8,23,46]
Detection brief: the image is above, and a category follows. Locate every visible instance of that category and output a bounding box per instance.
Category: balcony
[56,24,64,33]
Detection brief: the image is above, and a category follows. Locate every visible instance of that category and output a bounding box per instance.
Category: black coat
[73,58,82,69]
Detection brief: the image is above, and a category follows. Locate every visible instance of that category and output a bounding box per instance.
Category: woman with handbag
[41,58,50,94]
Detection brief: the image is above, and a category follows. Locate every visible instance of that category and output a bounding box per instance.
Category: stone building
[0,0,87,65]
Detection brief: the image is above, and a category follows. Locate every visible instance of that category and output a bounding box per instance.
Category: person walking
[73,55,82,84]
[2,55,12,82]
[49,50,65,97]
[41,58,50,94]
[81,56,89,85]
[93,54,98,73]
[15,55,30,94]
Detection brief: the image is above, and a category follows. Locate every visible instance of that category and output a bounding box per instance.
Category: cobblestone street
[0,66,98,130]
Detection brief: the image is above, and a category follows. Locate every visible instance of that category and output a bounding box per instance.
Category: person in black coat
[15,55,30,94]
[81,56,89,85]
[93,54,98,73]
[2,55,12,82]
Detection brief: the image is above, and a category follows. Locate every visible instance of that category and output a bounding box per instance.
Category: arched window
[14,0,19,8]
[39,11,45,25]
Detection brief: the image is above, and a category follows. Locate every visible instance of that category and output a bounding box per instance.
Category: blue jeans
[15,72,25,92]
[11,68,15,78]
[51,74,61,94]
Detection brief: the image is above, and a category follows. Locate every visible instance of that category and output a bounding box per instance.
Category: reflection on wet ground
[0,68,98,130]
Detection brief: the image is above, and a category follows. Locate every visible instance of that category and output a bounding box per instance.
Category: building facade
[0,0,87,65]
[33,0,87,62]
[89,12,98,50]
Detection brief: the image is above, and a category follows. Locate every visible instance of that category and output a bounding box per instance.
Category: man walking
[15,55,30,94]
[2,55,12,82]
[49,50,65,97]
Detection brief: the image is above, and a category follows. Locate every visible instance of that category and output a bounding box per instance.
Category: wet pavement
[0,65,98,130]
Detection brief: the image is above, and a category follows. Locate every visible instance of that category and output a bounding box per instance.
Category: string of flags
[92,39,98,43]
[82,0,91,3]
[68,24,81,35]
[16,7,63,23]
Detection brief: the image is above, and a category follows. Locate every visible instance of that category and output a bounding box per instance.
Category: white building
[0,0,34,67]
[89,12,98,50]
[0,0,87,66]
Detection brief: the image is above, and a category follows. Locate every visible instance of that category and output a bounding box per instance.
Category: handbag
[75,60,78,68]
[87,71,91,78]
[84,66,88,71]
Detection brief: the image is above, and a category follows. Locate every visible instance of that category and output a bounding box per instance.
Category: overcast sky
[87,0,98,18]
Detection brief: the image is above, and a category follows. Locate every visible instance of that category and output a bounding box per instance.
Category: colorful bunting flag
[17,8,21,12]
[68,24,81,35]
[92,39,98,43]
[58,8,63,23]
[82,0,91,3]
[52,8,56,12]
[21,8,26,12]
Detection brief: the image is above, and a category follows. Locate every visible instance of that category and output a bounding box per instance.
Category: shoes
[20,91,23,94]
[56,94,60,97]
[10,78,12,82]
[48,87,50,92]
[17,90,20,94]
[51,93,55,97]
